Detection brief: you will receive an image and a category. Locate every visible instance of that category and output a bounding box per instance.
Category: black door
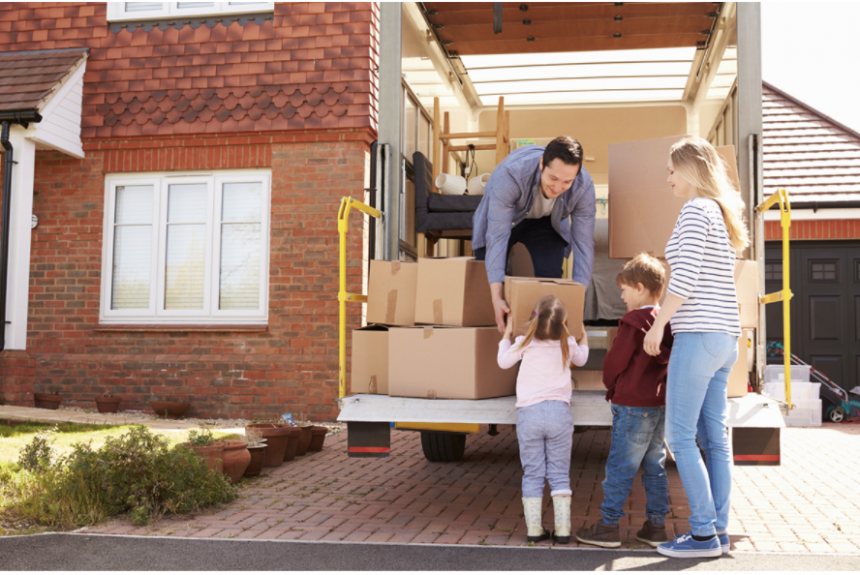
[766,241,860,392]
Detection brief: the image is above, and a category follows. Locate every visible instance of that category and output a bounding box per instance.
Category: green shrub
[2,425,236,529]
[16,427,57,473]
[186,428,216,447]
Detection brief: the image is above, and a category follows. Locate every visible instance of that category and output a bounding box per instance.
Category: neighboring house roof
[0,47,88,113]
[763,81,860,204]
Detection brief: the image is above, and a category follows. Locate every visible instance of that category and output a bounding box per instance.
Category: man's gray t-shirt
[526,189,557,219]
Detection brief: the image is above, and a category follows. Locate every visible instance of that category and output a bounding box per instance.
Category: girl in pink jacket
[498,295,589,544]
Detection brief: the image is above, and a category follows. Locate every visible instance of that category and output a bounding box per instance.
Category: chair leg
[426,235,437,257]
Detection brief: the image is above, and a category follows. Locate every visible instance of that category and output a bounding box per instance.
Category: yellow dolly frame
[757,188,794,408]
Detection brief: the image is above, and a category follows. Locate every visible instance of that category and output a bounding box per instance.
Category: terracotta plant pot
[34,393,62,410]
[244,445,266,477]
[283,427,301,462]
[150,401,190,419]
[308,426,328,452]
[95,397,121,414]
[245,423,291,468]
[221,440,251,483]
[182,442,224,473]
[295,425,313,456]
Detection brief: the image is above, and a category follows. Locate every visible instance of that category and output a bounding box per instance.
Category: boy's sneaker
[718,532,730,552]
[575,521,621,548]
[657,531,721,558]
[635,520,668,548]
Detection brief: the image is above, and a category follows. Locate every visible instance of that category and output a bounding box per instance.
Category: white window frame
[107,2,274,22]
[100,170,271,325]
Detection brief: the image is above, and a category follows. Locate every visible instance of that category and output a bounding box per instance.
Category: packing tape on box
[424,327,433,339]
[433,299,443,324]
[386,290,397,324]
[368,376,377,394]
[427,389,437,399]
[391,262,401,274]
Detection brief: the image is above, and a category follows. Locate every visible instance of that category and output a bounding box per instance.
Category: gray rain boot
[522,497,550,543]
[552,495,571,544]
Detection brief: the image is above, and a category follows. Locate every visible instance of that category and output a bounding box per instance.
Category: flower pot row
[244,423,328,469]
[181,440,252,484]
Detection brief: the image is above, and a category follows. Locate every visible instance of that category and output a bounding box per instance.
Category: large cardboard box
[415,257,495,327]
[608,136,740,259]
[366,260,418,326]
[351,326,389,395]
[734,259,758,329]
[388,327,517,399]
[504,276,586,340]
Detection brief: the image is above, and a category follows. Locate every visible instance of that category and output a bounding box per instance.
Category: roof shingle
[763,81,860,203]
[0,47,87,112]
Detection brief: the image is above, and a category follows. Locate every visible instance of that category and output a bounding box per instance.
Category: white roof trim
[26,58,87,159]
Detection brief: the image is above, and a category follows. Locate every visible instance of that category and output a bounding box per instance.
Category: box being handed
[504,276,586,340]
[388,327,517,400]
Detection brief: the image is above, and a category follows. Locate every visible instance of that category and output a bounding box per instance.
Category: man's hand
[490,282,510,334]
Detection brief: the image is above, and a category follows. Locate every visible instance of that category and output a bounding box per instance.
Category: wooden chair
[424,97,510,256]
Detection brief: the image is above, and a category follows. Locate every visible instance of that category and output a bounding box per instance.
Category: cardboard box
[351,326,389,395]
[734,259,758,329]
[388,327,517,399]
[728,333,750,398]
[608,136,739,259]
[415,258,495,327]
[572,370,605,391]
[366,260,418,326]
[504,276,586,340]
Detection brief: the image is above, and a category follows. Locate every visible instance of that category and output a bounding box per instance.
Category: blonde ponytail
[670,137,749,251]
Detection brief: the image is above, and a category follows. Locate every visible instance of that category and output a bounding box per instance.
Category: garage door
[766,241,860,392]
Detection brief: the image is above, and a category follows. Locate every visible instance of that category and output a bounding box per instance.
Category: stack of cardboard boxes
[352,259,586,400]
[352,135,758,401]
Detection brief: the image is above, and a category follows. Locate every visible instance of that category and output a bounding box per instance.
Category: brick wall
[765,219,860,241]
[0,130,371,419]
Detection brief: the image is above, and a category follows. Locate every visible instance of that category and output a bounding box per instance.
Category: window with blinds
[101,172,270,324]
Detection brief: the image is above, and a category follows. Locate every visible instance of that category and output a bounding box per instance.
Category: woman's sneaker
[657,531,721,558]
[718,532,730,552]
[575,521,621,548]
[635,520,668,548]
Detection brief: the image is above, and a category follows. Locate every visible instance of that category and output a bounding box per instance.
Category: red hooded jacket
[603,307,674,407]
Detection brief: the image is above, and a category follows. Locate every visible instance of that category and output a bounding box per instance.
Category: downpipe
[0,121,13,351]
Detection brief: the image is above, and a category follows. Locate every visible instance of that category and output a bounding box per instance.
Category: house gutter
[788,201,860,212]
[0,111,41,352]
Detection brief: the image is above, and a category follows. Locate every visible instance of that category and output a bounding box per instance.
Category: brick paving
[83,422,860,553]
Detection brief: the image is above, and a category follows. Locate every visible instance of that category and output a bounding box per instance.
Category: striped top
[665,197,741,337]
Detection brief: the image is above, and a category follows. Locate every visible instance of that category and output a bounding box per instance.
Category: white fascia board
[28,59,86,159]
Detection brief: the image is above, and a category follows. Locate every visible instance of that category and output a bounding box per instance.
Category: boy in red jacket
[576,253,674,549]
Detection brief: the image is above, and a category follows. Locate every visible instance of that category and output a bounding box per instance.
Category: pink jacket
[498,336,589,408]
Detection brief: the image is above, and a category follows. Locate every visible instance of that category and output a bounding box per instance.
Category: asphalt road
[2,533,859,571]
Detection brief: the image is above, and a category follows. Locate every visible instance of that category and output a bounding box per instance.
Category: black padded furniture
[413,152,482,254]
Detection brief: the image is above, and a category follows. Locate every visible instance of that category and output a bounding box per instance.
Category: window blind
[219,182,262,310]
[164,184,207,310]
[111,185,153,309]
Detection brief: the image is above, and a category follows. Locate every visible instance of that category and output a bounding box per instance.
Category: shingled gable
[763,81,860,205]
[0,47,88,158]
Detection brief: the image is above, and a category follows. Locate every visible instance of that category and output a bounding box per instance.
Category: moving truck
[338,2,788,463]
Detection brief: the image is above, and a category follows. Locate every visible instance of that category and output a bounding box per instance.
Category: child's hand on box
[504,314,513,341]
[577,322,588,346]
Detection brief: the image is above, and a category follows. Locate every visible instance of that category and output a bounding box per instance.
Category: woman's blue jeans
[517,400,574,497]
[665,332,738,537]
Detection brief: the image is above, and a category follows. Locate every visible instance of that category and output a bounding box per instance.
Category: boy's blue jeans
[517,400,573,497]
[666,332,737,537]
[601,404,670,526]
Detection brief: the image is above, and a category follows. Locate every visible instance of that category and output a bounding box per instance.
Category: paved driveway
[82,423,860,554]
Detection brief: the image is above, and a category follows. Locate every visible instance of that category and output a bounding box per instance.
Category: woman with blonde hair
[642,137,748,558]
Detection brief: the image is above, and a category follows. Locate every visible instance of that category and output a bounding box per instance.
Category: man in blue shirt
[473,136,596,333]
